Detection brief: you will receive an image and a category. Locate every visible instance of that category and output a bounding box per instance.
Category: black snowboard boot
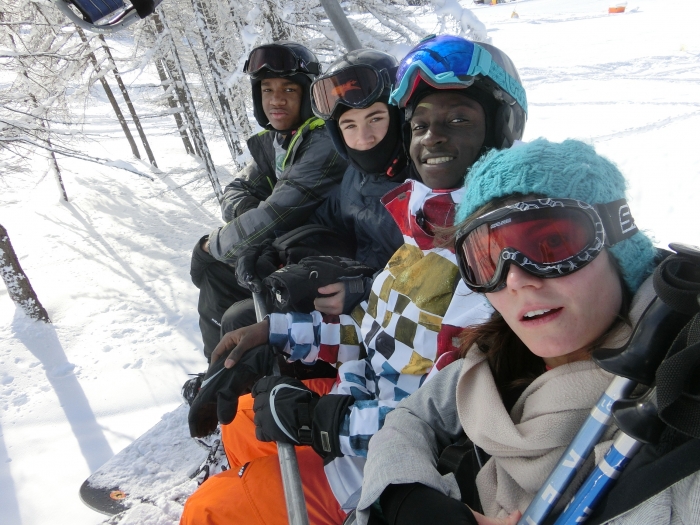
[181,373,205,406]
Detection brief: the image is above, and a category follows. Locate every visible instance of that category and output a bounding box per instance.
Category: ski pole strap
[652,244,700,438]
[297,401,314,446]
[653,249,700,316]
[655,313,700,438]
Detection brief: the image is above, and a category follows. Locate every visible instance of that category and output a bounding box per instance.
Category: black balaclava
[346,105,404,175]
[326,104,406,177]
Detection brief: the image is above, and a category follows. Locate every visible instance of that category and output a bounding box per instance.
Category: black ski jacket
[309,163,409,272]
[208,117,347,265]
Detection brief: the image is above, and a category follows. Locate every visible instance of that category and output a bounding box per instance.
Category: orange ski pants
[180,378,346,525]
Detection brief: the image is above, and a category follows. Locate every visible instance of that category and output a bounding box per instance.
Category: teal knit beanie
[455,138,656,293]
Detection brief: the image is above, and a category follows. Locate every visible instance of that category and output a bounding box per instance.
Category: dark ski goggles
[390,35,527,114]
[455,198,638,293]
[311,65,395,120]
[244,45,320,78]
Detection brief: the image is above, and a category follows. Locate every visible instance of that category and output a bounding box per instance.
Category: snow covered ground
[1,0,699,524]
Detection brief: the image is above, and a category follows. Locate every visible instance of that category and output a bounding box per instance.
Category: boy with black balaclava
[298,48,411,316]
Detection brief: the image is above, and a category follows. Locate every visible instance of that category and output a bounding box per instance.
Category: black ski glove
[190,235,218,288]
[234,196,261,218]
[188,345,275,438]
[263,256,376,313]
[235,239,283,293]
[251,376,353,460]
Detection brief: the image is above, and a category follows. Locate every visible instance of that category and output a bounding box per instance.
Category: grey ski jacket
[208,117,347,264]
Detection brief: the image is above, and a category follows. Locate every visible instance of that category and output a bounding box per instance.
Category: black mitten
[188,345,275,437]
[190,235,218,288]
[251,376,353,459]
[263,256,376,313]
[234,196,261,218]
[235,239,283,293]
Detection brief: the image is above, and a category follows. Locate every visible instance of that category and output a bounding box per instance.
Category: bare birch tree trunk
[45,124,69,202]
[187,38,240,166]
[162,56,204,158]
[98,35,158,167]
[153,11,223,203]
[153,58,196,155]
[265,0,290,40]
[144,21,196,156]
[191,0,243,160]
[153,15,204,159]
[220,4,253,139]
[76,27,142,160]
[27,88,67,202]
[3,9,69,203]
[231,86,253,139]
[0,224,51,323]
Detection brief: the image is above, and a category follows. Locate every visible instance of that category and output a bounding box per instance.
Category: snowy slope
[1,0,699,524]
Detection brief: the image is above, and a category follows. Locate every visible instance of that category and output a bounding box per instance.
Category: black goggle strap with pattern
[594,198,638,247]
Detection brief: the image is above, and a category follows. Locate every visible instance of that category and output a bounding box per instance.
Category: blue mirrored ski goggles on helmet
[455,198,637,293]
[390,35,527,114]
[311,65,394,120]
[244,44,320,78]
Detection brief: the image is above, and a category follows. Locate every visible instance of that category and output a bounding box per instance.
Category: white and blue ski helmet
[391,34,527,149]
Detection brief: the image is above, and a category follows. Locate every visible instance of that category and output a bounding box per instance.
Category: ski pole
[252,291,310,525]
[553,433,642,525]
[553,387,663,524]
[516,376,635,525]
[517,296,690,525]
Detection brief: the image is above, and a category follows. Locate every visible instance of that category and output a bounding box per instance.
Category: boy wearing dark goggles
[191,41,347,360]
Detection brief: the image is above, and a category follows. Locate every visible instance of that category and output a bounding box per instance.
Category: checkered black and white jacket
[268,180,492,460]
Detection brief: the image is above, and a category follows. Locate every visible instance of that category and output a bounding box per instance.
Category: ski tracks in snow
[521,54,700,88]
